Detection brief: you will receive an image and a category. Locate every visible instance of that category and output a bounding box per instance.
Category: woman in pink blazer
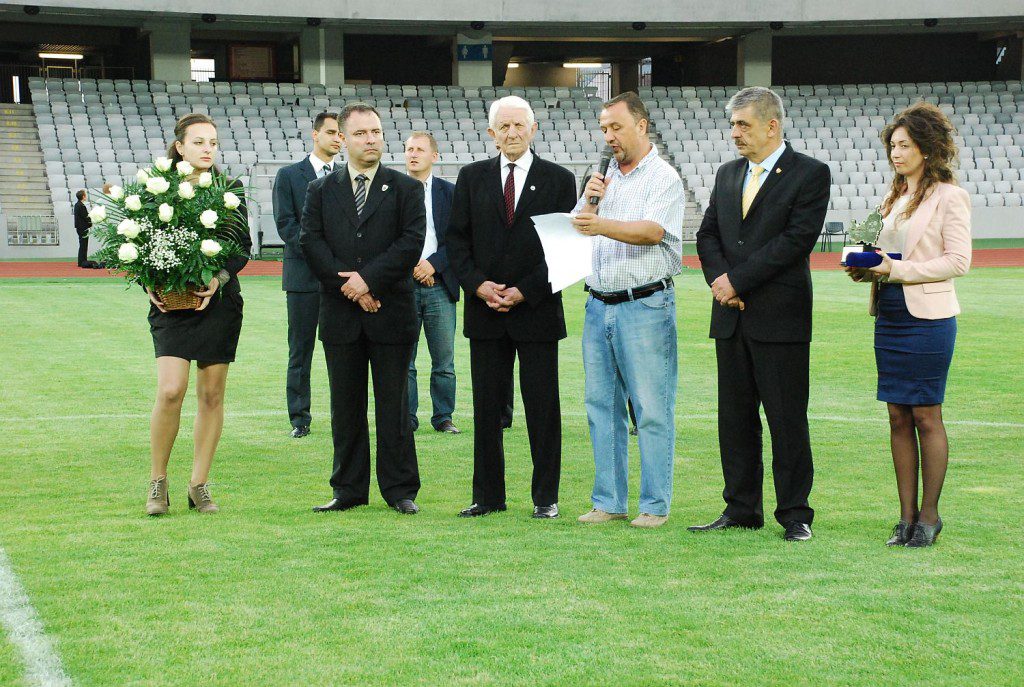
[847,103,971,548]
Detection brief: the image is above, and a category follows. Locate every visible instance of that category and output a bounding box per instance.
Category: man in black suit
[691,86,831,541]
[300,103,426,515]
[273,111,342,439]
[446,95,577,519]
[403,131,461,434]
[73,190,94,268]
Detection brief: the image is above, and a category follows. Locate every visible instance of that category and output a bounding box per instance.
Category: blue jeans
[583,288,677,516]
[408,282,457,430]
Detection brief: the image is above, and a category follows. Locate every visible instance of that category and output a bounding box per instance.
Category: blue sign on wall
[457,44,492,61]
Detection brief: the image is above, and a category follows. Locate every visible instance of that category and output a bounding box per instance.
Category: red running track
[2,248,1022,279]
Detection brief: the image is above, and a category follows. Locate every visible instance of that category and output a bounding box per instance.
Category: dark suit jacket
[424,176,459,302]
[274,157,323,292]
[299,164,426,345]
[446,154,577,342]
[695,143,831,343]
[74,201,91,236]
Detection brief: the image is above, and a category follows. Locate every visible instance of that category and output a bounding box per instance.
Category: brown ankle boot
[146,477,169,516]
[187,483,219,513]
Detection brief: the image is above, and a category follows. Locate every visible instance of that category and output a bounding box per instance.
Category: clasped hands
[413,259,436,287]
[338,271,381,313]
[476,281,524,312]
[710,273,745,311]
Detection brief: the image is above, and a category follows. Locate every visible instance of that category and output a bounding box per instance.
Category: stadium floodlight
[563,63,604,69]
[39,53,83,60]
[507,63,520,69]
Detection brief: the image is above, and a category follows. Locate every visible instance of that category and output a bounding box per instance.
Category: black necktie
[354,174,368,216]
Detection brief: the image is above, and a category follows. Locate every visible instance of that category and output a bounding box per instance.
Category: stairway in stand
[0,103,57,246]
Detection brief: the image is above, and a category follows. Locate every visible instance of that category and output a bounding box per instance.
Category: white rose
[116,218,141,239]
[158,203,174,223]
[200,239,222,257]
[146,177,170,195]
[136,168,150,183]
[88,205,106,223]
[177,181,195,200]
[222,191,241,210]
[176,161,194,176]
[197,172,213,188]
[108,185,124,200]
[117,243,139,262]
[124,195,143,212]
[154,157,173,172]
[199,209,219,229]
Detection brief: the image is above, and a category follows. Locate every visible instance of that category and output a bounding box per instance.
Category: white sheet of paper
[531,212,593,293]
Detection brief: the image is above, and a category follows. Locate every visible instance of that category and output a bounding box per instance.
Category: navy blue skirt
[874,284,956,406]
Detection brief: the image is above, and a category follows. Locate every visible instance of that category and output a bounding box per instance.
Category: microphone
[589,146,613,205]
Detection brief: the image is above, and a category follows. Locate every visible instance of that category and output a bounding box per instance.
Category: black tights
[887,403,949,526]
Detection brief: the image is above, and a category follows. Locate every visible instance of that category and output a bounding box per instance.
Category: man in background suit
[300,103,426,515]
[403,131,461,434]
[692,87,831,542]
[446,95,577,519]
[73,189,95,268]
[273,111,342,439]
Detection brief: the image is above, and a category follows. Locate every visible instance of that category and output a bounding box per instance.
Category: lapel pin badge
[530,185,536,191]
[775,168,781,174]
[381,184,389,191]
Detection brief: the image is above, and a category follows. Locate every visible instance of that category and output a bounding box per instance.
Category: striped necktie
[354,174,368,216]
[742,165,765,219]
[503,163,516,226]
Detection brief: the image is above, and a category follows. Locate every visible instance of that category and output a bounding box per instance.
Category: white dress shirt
[420,175,437,261]
[741,141,786,195]
[307,152,336,178]
[499,148,534,209]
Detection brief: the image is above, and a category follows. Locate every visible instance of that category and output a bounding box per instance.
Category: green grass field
[1,269,1022,686]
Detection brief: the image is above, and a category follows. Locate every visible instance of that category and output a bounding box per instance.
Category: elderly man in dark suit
[300,103,426,515]
[273,111,342,439]
[446,95,577,519]
[403,131,461,434]
[692,87,831,542]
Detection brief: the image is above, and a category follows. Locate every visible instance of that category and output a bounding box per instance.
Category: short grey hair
[488,95,535,130]
[727,87,786,129]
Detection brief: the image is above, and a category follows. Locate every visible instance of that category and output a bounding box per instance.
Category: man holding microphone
[572,92,685,529]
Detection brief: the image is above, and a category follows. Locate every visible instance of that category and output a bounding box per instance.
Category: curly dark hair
[880,102,959,221]
[167,113,217,165]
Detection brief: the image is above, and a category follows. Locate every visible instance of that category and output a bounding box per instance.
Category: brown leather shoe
[146,476,169,516]
[577,509,628,524]
[630,513,668,528]
[187,483,219,513]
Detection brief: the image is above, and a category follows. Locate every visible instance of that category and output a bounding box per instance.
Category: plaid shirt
[575,145,685,292]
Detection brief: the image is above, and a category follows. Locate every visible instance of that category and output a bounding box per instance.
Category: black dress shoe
[458,503,507,517]
[500,419,513,430]
[783,521,813,541]
[532,504,559,519]
[312,498,366,512]
[687,514,757,532]
[435,420,461,434]
[886,520,915,547]
[905,517,942,548]
[290,425,310,438]
[392,498,420,514]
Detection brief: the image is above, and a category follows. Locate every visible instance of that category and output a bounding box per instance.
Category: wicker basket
[156,286,201,311]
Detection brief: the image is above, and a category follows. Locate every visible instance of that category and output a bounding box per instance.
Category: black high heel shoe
[886,520,915,547]
[905,517,942,548]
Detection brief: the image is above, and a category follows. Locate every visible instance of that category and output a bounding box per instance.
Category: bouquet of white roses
[90,156,248,307]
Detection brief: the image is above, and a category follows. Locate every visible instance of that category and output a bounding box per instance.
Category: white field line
[0,409,1020,429]
[0,547,73,687]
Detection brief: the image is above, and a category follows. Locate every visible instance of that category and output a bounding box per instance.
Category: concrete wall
[504,63,577,88]
[26,0,1024,23]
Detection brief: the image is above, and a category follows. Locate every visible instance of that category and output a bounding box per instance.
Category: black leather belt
[586,278,673,305]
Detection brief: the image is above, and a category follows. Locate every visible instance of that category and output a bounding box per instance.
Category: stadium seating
[25,77,1024,247]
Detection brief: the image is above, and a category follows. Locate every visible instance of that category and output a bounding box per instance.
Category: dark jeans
[408,282,457,430]
[286,291,320,428]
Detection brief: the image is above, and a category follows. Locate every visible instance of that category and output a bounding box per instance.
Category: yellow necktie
[742,165,765,219]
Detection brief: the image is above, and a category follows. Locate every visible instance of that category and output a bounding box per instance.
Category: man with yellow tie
[692,87,832,542]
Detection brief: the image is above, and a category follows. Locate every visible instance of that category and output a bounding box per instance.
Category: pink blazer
[870,182,972,319]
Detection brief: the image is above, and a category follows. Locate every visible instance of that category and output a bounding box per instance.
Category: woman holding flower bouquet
[90,113,251,516]
[845,103,971,548]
